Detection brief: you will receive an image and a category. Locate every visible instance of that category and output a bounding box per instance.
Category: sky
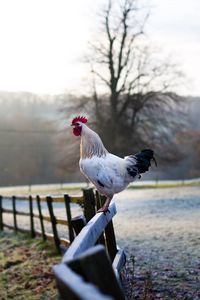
[0,0,199,96]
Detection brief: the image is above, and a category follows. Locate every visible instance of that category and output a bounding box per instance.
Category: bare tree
[87,0,185,162]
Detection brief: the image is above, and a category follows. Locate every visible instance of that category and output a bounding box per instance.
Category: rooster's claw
[97,207,110,214]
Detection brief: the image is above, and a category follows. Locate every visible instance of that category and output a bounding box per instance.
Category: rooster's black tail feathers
[126,149,157,178]
[135,149,157,174]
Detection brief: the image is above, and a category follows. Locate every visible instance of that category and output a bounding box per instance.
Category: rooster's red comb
[71,116,88,125]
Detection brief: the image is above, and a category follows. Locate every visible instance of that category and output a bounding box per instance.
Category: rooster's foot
[97,206,110,214]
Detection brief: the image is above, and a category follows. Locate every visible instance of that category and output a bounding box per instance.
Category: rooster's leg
[97,197,113,214]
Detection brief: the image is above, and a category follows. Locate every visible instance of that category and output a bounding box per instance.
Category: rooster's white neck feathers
[80,124,108,159]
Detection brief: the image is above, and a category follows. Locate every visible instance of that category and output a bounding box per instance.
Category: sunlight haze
[0,0,199,96]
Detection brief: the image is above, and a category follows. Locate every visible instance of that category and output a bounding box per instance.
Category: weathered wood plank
[53,263,113,300]
[29,195,35,238]
[62,201,116,263]
[71,216,86,236]
[95,191,106,246]
[3,209,29,216]
[64,194,75,242]
[4,195,84,204]
[36,195,46,240]
[83,188,96,222]
[30,229,70,247]
[33,213,68,225]
[3,209,30,217]
[68,245,125,300]
[2,196,30,201]
[2,208,13,214]
[112,248,126,280]
[12,196,17,232]
[39,232,70,247]
[56,219,69,226]
[70,196,84,204]
[96,192,118,260]
[46,196,60,253]
[33,213,51,222]
[17,211,29,216]
[56,238,70,247]
[104,220,117,262]
[52,195,84,204]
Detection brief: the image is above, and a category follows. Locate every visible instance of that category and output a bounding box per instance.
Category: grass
[0,231,61,300]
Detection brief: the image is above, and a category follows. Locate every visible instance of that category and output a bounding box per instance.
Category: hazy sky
[0,0,199,96]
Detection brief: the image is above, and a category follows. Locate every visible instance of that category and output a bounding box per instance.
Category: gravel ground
[2,186,200,299]
[113,187,200,300]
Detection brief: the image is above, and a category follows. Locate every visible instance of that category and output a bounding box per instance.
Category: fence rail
[0,194,84,203]
[0,188,126,299]
[53,201,126,300]
[0,189,95,252]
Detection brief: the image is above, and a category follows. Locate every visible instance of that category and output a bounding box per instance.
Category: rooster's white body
[71,116,156,212]
[80,153,136,198]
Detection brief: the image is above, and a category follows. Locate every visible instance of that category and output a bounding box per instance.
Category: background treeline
[0,92,65,186]
[0,91,199,186]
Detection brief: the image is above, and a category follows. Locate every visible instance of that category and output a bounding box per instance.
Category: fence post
[95,191,106,246]
[105,220,117,262]
[0,196,3,230]
[12,196,17,232]
[98,193,117,261]
[83,188,96,222]
[36,195,46,240]
[29,195,35,238]
[64,194,74,243]
[71,216,86,236]
[46,196,61,253]
[67,245,125,300]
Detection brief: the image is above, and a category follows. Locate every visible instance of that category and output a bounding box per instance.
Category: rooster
[71,116,157,213]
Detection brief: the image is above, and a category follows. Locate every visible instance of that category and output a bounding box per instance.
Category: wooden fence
[53,200,126,300]
[0,187,126,299]
[0,188,96,253]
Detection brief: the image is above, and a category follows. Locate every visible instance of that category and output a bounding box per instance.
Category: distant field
[0,182,87,197]
[0,178,200,196]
